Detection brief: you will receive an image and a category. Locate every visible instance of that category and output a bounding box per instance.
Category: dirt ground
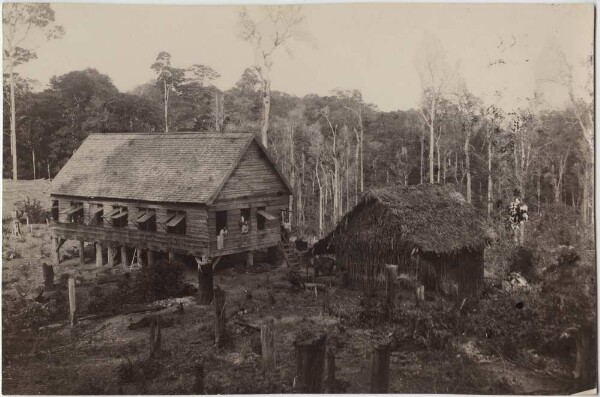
[1,224,584,395]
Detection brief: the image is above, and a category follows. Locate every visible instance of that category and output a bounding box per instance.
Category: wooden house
[49,132,294,276]
[311,184,490,296]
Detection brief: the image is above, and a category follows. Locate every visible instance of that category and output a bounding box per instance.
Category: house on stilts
[311,184,490,296]
[49,132,294,277]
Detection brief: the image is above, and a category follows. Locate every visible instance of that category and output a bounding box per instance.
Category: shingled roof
[51,132,291,204]
[313,184,491,256]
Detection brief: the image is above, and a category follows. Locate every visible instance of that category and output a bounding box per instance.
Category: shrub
[13,197,49,224]
[509,246,535,281]
[127,259,186,303]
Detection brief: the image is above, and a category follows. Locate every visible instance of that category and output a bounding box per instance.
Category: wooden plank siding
[208,196,288,257]
[215,141,289,202]
[51,195,209,255]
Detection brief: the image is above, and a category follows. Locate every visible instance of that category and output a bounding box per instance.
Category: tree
[236,5,305,147]
[151,52,185,132]
[455,84,482,204]
[415,32,457,184]
[3,3,64,180]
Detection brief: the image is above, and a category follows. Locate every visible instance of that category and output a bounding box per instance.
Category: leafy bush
[126,259,186,303]
[13,197,49,224]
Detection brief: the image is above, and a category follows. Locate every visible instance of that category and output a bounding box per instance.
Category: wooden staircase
[279,233,302,268]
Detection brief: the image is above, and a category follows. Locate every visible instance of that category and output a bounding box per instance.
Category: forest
[1,4,596,394]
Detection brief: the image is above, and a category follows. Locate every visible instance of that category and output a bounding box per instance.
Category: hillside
[2,179,51,220]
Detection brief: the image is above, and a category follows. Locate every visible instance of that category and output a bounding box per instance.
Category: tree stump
[327,347,336,393]
[294,333,327,393]
[261,318,275,370]
[214,286,227,348]
[575,323,597,389]
[149,316,162,359]
[197,261,214,305]
[42,263,54,291]
[68,277,77,327]
[370,342,391,393]
[193,361,204,394]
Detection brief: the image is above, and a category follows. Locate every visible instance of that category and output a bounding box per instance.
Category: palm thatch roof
[51,132,292,204]
[313,184,490,256]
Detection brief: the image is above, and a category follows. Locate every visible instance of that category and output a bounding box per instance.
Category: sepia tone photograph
[1,2,596,394]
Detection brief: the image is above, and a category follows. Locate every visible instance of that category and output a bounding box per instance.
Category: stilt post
[42,262,54,291]
[120,245,128,267]
[196,257,214,305]
[214,286,227,348]
[95,242,103,266]
[78,240,85,265]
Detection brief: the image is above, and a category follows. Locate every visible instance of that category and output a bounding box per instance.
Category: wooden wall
[208,195,289,257]
[51,195,209,256]
[216,141,289,202]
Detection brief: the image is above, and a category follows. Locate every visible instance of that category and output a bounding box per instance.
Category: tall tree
[415,33,456,184]
[151,52,185,132]
[3,3,64,180]
[236,5,305,147]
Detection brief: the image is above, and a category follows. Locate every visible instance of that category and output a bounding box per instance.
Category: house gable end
[213,139,291,203]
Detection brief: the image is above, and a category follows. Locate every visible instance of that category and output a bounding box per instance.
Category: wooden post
[294,333,327,393]
[121,245,128,266]
[107,244,115,267]
[193,361,205,394]
[51,237,60,265]
[327,348,336,393]
[261,318,275,370]
[370,342,391,393]
[246,251,254,267]
[168,251,175,262]
[68,276,77,327]
[78,240,85,265]
[149,316,162,359]
[214,286,227,348]
[95,242,103,266]
[197,257,214,305]
[574,323,596,388]
[147,250,155,267]
[42,262,54,291]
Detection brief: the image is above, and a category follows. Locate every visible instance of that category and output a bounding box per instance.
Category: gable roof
[51,132,292,204]
[313,184,490,255]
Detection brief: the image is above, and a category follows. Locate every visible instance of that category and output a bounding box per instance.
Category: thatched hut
[312,184,490,296]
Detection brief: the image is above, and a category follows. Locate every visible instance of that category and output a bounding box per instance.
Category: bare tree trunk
[429,120,435,184]
[32,148,36,180]
[261,79,271,147]
[164,80,169,133]
[436,137,441,183]
[465,131,472,203]
[9,60,18,181]
[487,141,493,217]
[420,130,424,184]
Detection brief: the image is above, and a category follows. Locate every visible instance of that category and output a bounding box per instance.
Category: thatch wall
[314,184,489,295]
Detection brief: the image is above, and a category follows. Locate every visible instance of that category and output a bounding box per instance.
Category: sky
[10,2,594,112]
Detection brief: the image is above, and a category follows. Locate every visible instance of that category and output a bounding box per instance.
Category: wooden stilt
[78,240,85,265]
[246,251,254,267]
[197,258,214,305]
[168,251,175,262]
[370,342,391,393]
[95,242,103,266]
[107,244,115,266]
[147,250,155,267]
[214,286,227,348]
[121,246,128,266]
[261,318,275,370]
[294,333,327,393]
[68,277,77,327]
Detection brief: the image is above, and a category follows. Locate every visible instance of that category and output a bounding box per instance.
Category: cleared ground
[2,221,580,394]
